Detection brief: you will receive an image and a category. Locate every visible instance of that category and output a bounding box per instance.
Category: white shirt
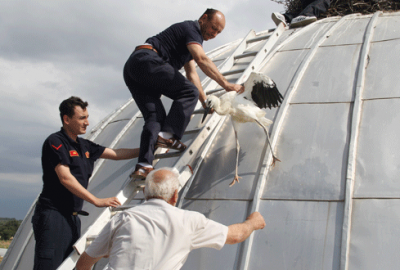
[86,199,228,270]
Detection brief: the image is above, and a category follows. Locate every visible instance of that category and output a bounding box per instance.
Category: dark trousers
[31,205,81,270]
[123,49,199,165]
[284,0,331,22]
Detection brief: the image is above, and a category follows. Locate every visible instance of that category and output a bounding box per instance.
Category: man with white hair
[76,167,266,270]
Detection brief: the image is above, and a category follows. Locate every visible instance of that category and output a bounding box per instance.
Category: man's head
[144,167,180,206]
[198,8,225,41]
[59,96,89,137]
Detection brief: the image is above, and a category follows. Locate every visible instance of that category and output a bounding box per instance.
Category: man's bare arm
[225,212,266,244]
[184,60,207,108]
[187,44,244,94]
[76,252,102,270]
[55,164,121,208]
[100,147,139,160]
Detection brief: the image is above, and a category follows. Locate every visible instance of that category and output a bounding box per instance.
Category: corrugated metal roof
[2,10,400,270]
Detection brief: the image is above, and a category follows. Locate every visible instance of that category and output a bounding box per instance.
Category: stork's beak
[201,105,212,123]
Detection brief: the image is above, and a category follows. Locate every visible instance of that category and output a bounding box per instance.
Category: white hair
[144,167,180,201]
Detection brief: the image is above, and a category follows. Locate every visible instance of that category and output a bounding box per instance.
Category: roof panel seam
[290,101,354,105]
[362,97,400,101]
[339,11,381,270]
[259,198,344,202]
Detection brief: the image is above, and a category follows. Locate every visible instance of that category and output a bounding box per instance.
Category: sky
[0,0,284,220]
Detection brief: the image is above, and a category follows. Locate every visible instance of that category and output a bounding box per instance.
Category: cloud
[0,173,42,185]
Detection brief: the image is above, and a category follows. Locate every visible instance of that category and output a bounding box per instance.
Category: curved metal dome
[2,10,400,270]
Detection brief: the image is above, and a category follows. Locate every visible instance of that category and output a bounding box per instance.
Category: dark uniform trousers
[32,204,81,270]
[123,49,199,165]
[284,0,331,22]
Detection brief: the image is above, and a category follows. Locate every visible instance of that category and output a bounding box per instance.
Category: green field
[0,218,22,264]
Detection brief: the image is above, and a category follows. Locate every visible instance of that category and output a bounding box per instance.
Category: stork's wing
[251,79,284,109]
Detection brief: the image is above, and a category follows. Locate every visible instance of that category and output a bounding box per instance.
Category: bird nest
[272,0,400,18]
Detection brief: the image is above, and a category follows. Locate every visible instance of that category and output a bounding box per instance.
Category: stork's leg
[229,123,242,187]
[255,120,281,167]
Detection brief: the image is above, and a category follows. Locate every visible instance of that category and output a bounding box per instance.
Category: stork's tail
[259,117,273,128]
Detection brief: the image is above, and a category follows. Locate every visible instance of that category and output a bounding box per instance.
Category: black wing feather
[251,80,284,109]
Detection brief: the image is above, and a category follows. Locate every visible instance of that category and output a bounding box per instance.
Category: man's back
[146,20,203,70]
[86,199,228,270]
[76,167,265,270]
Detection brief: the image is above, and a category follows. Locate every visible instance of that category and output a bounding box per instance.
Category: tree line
[0,218,22,241]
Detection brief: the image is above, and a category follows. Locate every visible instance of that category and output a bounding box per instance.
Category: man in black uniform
[124,8,244,179]
[32,96,139,270]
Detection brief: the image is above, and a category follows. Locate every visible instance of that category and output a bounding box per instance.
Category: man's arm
[76,252,102,270]
[187,44,244,94]
[184,60,207,108]
[55,164,121,207]
[225,212,266,244]
[100,147,139,160]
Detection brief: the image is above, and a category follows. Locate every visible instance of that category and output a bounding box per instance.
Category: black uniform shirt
[38,128,105,213]
[146,20,203,70]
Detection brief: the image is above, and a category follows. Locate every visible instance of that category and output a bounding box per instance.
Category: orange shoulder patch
[69,150,79,157]
[85,151,90,158]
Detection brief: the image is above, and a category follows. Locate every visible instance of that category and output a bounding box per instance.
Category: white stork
[202,72,284,186]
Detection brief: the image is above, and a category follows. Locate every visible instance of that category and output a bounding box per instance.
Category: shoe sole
[290,18,317,28]
[130,174,146,180]
[271,13,287,27]
[155,147,186,152]
[155,143,186,152]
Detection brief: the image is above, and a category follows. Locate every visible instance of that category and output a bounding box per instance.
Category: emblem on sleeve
[85,151,90,158]
[52,144,63,150]
[69,150,79,157]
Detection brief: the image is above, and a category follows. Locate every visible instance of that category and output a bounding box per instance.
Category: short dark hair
[200,8,219,20]
[59,96,88,124]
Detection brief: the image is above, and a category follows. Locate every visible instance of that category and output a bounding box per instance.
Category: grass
[0,240,12,263]
[0,240,12,249]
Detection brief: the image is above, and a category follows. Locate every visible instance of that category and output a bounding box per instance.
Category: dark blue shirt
[146,20,203,70]
[39,128,105,213]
